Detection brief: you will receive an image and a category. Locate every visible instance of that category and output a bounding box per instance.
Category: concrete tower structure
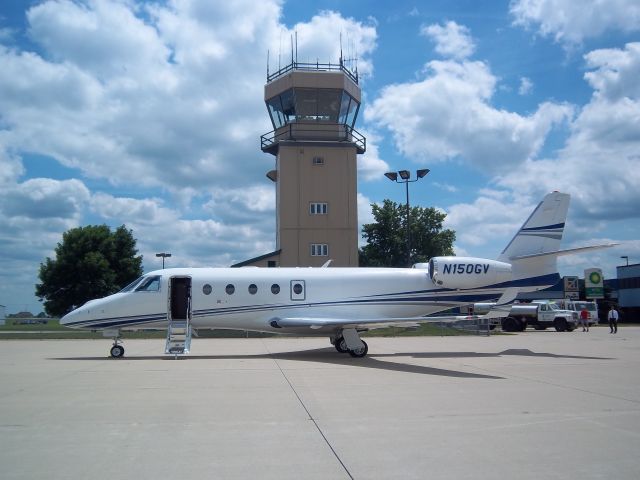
[234,60,366,268]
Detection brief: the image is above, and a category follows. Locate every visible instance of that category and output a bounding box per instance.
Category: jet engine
[428,256,512,289]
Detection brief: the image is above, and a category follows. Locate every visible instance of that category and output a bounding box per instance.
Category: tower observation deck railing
[267,61,359,84]
[261,123,366,155]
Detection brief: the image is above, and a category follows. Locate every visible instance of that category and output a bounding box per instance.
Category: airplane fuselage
[61,266,552,335]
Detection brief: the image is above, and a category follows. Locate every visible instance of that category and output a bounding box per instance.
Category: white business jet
[60,192,613,358]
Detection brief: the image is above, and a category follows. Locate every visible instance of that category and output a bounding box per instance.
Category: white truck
[556,300,599,326]
[473,300,578,332]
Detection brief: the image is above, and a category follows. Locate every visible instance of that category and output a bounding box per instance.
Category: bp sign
[584,268,604,299]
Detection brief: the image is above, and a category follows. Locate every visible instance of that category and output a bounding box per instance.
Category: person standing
[608,305,619,334]
[580,307,590,332]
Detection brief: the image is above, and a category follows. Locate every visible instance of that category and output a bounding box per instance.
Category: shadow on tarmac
[49,347,613,379]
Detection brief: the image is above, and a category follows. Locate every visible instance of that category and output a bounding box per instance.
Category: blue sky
[1,0,639,314]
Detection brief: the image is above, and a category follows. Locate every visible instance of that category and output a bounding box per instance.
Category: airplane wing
[269,313,492,331]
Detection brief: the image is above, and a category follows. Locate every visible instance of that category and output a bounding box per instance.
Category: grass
[0,317,486,340]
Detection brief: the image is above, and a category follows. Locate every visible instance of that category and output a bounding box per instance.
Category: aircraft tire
[110,345,125,358]
[335,337,349,353]
[348,341,368,358]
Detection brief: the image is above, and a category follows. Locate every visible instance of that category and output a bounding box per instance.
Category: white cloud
[432,182,459,193]
[1,1,378,199]
[2,178,90,220]
[288,11,377,77]
[444,192,533,250]
[357,129,390,181]
[510,0,640,46]
[421,21,475,60]
[0,1,379,312]
[518,76,533,95]
[495,43,640,222]
[0,174,90,313]
[367,58,573,173]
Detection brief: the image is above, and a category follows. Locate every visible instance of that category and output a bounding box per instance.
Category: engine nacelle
[428,256,512,289]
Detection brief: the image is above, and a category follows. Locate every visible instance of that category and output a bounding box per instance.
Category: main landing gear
[109,332,125,358]
[331,329,368,358]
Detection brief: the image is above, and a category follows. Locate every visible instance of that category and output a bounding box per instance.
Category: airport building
[617,263,640,319]
[233,59,366,268]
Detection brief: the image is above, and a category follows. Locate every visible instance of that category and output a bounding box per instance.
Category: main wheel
[110,345,125,358]
[334,337,349,353]
[348,341,368,358]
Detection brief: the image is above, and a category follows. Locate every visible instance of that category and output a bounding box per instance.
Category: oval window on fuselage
[248,284,258,294]
[226,284,235,295]
[271,284,280,294]
[202,284,212,295]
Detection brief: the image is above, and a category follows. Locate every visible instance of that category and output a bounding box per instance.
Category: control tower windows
[265,88,360,128]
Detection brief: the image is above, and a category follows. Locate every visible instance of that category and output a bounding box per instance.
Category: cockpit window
[135,275,162,292]
[119,276,144,293]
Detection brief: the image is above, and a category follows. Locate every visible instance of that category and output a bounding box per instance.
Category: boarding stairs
[165,318,192,356]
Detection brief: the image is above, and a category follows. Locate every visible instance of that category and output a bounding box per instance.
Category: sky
[0,0,639,314]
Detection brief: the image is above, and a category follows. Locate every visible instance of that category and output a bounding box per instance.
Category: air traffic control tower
[239,60,366,268]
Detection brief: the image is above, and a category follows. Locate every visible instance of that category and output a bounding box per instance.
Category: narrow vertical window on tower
[310,244,329,256]
[312,156,324,165]
[309,203,328,215]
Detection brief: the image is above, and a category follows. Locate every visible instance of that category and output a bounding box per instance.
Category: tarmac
[1,327,639,480]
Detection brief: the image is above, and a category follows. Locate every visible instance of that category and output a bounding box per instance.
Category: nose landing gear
[108,331,124,358]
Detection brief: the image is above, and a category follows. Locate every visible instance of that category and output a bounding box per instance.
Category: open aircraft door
[168,276,192,321]
[166,276,192,355]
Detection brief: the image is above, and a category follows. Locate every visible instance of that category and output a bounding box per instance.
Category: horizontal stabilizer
[509,243,618,261]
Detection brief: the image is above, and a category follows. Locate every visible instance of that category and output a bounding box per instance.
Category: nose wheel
[109,334,125,358]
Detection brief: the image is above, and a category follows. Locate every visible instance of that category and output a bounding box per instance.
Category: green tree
[359,200,456,267]
[36,225,143,317]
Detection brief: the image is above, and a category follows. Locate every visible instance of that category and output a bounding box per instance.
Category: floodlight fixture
[156,252,172,269]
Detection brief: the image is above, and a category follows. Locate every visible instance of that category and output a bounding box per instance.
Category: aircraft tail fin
[498,192,570,281]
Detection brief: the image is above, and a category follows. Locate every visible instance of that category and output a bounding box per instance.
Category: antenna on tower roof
[267,49,270,78]
[295,30,298,63]
[290,33,294,65]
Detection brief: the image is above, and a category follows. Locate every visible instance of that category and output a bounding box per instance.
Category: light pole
[384,168,430,267]
[621,255,629,266]
[156,252,172,269]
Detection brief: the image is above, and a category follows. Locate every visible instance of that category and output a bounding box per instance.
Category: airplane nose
[60,310,75,326]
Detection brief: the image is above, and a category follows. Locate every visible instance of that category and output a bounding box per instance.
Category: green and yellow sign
[584,268,604,299]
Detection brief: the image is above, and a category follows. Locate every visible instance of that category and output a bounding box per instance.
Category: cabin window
[226,284,235,295]
[293,283,303,295]
[248,284,258,295]
[135,275,161,292]
[271,284,280,294]
[202,284,212,295]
